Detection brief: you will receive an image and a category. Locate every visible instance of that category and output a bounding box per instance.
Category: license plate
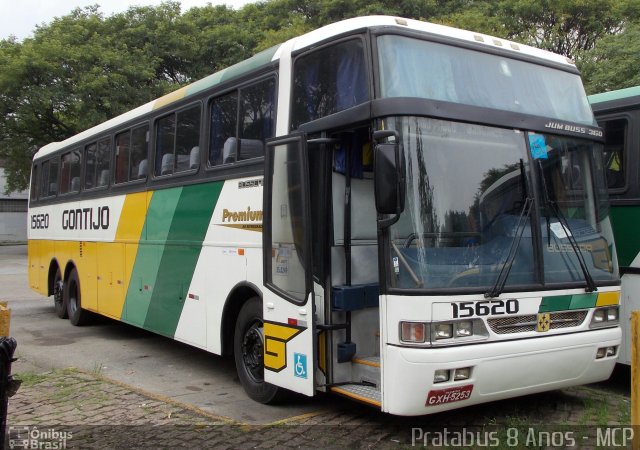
[426,384,473,406]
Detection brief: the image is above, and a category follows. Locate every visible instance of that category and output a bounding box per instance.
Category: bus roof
[588,85,640,111]
[34,15,575,161]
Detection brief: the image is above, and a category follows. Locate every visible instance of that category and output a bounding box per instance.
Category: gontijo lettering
[62,206,110,230]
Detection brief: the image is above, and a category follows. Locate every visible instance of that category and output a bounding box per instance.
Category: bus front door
[262,134,316,396]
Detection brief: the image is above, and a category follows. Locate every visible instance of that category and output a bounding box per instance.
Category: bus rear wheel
[233,297,282,404]
[53,267,67,319]
[65,267,90,326]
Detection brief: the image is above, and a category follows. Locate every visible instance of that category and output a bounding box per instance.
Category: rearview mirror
[374,140,405,218]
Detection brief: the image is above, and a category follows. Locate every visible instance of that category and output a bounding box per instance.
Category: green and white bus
[589,86,640,366]
[28,16,621,416]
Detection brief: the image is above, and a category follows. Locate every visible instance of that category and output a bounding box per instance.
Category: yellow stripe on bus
[596,291,620,306]
[98,192,151,320]
[153,86,188,110]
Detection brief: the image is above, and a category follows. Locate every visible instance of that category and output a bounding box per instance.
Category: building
[0,164,28,243]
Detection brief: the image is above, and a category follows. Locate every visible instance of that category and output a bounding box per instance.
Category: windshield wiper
[485,197,533,298]
[537,161,597,293]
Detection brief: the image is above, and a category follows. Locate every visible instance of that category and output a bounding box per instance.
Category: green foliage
[0,0,637,192]
[579,22,640,94]
[497,0,633,59]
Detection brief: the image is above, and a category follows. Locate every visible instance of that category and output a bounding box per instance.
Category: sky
[0,0,257,41]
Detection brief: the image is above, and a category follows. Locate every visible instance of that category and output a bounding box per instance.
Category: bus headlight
[435,323,453,339]
[432,319,488,343]
[590,306,619,328]
[456,321,474,337]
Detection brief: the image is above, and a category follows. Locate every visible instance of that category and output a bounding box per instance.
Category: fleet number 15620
[451,299,519,318]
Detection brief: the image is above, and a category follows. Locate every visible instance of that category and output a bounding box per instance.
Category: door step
[352,355,380,387]
[330,384,381,407]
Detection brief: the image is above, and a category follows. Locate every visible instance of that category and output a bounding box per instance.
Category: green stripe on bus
[143,181,223,337]
[184,45,280,99]
[122,188,183,326]
[538,293,598,313]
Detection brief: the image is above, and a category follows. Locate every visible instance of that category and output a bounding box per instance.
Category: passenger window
[85,142,97,190]
[155,105,201,176]
[209,92,238,167]
[600,118,627,189]
[115,130,131,184]
[292,39,368,129]
[30,164,39,200]
[93,138,112,188]
[131,126,149,180]
[41,158,59,197]
[60,148,81,194]
[116,125,149,183]
[208,78,275,167]
[86,139,112,189]
[239,78,276,161]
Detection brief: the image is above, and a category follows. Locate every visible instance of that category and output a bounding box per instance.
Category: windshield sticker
[528,134,548,159]
[393,257,400,274]
[549,222,571,239]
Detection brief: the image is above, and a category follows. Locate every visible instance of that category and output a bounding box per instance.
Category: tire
[52,267,67,319]
[65,267,90,326]
[234,297,283,404]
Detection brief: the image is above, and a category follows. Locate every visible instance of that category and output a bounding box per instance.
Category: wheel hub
[242,323,264,382]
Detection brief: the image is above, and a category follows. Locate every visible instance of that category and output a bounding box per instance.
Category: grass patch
[13,372,48,387]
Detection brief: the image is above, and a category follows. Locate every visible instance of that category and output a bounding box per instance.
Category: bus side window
[156,106,200,176]
[116,125,149,183]
[600,118,627,189]
[131,125,149,180]
[96,138,111,188]
[115,130,131,184]
[175,106,200,172]
[60,148,81,195]
[42,158,59,197]
[30,164,39,201]
[209,92,238,167]
[85,142,97,190]
[291,39,368,129]
[238,78,276,161]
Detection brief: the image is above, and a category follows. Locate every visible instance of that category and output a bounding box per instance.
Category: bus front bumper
[382,327,620,416]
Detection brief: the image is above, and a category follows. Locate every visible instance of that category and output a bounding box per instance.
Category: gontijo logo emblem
[263,320,305,372]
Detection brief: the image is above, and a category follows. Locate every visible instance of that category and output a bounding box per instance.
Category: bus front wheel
[233,297,282,404]
[65,268,90,326]
[53,267,67,319]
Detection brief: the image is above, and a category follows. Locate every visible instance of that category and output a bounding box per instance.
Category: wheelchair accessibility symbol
[293,352,307,379]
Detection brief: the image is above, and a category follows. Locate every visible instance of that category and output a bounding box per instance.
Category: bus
[589,86,640,366]
[28,16,621,416]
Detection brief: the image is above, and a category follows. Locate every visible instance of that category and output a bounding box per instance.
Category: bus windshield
[377,35,595,126]
[385,116,618,291]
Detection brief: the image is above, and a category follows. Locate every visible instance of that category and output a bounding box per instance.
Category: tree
[497,0,638,60]
[0,5,181,191]
[579,22,640,94]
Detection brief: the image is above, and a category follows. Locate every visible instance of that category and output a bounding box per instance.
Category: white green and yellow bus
[28,16,621,415]
[589,86,640,366]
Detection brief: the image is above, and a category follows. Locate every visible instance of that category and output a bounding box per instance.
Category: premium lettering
[222,207,263,223]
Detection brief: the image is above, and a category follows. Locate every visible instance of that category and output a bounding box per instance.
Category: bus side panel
[38,239,54,295]
[95,192,150,320]
[97,241,125,318]
[143,183,221,338]
[122,188,182,327]
[610,205,640,268]
[27,240,43,293]
[78,241,97,312]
